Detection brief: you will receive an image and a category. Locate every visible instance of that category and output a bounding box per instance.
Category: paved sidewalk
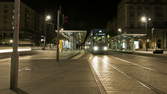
[0,50,100,94]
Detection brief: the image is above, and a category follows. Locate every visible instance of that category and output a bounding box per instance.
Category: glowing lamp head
[45,15,51,21]
[141,16,147,23]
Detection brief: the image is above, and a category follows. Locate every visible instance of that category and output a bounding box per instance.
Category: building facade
[115,0,167,51]
[0,1,39,45]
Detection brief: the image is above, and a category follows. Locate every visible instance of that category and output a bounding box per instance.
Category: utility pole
[145,21,148,51]
[56,8,60,61]
[10,0,20,90]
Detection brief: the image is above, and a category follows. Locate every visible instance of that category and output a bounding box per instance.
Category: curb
[111,51,167,58]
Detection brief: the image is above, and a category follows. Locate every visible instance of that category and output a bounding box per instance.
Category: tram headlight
[103,46,108,51]
[93,46,99,51]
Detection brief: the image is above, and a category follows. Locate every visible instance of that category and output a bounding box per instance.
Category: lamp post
[43,15,52,50]
[117,28,122,51]
[10,0,20,90]
[140,16,151,51]
[152,28,156,49]
[118,28,122,33]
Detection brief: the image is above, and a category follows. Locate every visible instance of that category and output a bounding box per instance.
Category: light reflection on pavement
[88,54,167,94]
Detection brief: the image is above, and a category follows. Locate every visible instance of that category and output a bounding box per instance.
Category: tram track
[109,63,166,94]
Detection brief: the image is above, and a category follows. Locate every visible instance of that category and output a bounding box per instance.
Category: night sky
[3,0,121,30]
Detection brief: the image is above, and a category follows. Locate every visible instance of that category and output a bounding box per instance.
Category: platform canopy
[122,34,147,37]
[55,30,87,33]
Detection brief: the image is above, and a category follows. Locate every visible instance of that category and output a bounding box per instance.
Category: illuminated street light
[9,40,13,43]
[141,16,147,23]
[118,28,122,33]
[45,15,51,21]
[43,15,52,50]
[140,16,151,23]
[140,16,152,51]
[60,28,64,31]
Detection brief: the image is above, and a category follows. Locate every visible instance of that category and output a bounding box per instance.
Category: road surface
[89,52,167,94]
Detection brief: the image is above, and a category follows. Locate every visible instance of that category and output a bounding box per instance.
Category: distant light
[107,35,110,38]
[118,28,122,32]
[99,30,102,33]
[147,39,150,42]
[12,26,15,30]
[9,40,13,43]
[60,28,64,31]
[45,15,51,21]
[141,16,147,23]
[103,46,108,51]
[41,39,44,42]
[93,46,99,51]
[148,18,151,21]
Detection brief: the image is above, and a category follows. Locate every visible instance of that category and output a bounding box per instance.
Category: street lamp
[118,28,122,33]
[140,16,151,51]
[45,15,51,21]
[9,39,13,43]
[152,28,156,49]
[43,15,52,50]
[141,16,147,23]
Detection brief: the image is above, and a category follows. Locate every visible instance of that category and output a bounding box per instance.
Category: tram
[86,29,109,54]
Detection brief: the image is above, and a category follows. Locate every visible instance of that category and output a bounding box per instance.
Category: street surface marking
[108,61,164,94]
[113,56,161,73]
[109,56,167,94]
[109,64,131,79]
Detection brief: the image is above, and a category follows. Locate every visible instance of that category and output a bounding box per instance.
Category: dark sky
[4,0,121,29]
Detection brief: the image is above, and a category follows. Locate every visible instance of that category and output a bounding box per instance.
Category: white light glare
[103,46,108,51]
[93,46,99,51]
[141,16,147,23]
[45,15,51,21]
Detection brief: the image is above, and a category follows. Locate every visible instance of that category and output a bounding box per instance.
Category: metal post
[43,36,46,50]
[56,9,60,61]
[43,19,47,50]
[145,22,148,51]
[10,0,20,90]
[151,28,154,49]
